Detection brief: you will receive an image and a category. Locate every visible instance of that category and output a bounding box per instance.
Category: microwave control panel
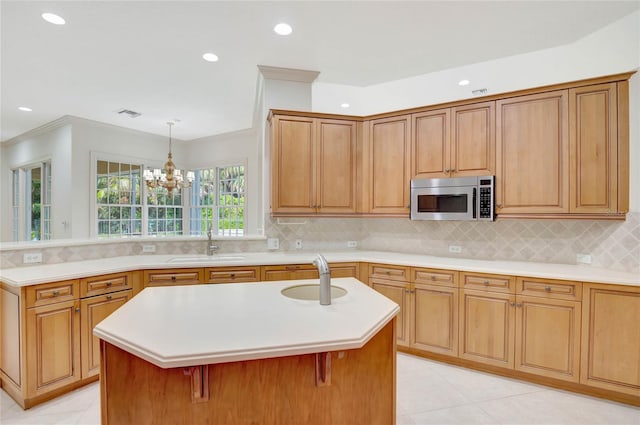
[478,177,494,220]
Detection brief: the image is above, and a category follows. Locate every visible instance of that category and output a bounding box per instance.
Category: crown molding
[2,115,73,147]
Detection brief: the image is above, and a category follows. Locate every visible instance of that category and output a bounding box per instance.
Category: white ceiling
[2,1,639,142]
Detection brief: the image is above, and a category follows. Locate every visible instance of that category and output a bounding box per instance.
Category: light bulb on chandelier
[143,122,194,193]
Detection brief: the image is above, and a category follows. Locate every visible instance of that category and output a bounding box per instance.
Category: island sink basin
[167,255,245,264]
[281,284,347,301]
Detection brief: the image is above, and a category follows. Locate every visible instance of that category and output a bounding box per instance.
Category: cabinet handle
[496,204,503,209]
[545,286,551,292]
[75,307,80,313]
[230,273,235,278]
[52,290,60,296]
[483,280,490,286]
[431,275,436,281]
[106,281,112,287]
[106,295,112,300]
[445,168,450,173]
[405,289,410,293]
[171,275,177,281]
[516,303,522,308]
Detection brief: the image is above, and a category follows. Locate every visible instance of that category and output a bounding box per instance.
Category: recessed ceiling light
[274,23,293,36]
[41,13,66,25]
[18,106,33,112]
[202,53,219,62]
[458,79,470,86]
[340,103,350,108]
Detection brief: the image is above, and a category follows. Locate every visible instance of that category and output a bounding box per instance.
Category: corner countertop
[93,277,399,368]
[0,250,638,287]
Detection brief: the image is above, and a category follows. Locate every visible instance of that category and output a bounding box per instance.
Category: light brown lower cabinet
[580,283,640,397]
[411,283,459,356]
[80,290,131,378]
[370,277,411,347]
[261,262,359,281]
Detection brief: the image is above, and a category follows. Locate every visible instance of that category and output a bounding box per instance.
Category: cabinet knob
[171,275,177,281]
[230,273,236,279]
[445,168,450,173]
[496,204,503,209]
[431,275,436,281]
[106,281,112,287]
[106,295,112,300]
[516,303,522,308]
[52,290,60,296]
[483,280,490,285]
[545,286,551,292]
[509,302,516,307]
[75,308,80,313]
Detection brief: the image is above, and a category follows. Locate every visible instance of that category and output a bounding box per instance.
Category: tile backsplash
[2,213,638,274]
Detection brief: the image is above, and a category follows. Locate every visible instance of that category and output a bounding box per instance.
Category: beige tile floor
[1,353,638,424]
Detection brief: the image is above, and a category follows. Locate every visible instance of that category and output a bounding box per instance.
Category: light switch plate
[576,254,592,264]
[142,244,156,253]
[267,238,279,250]
[449,245,462,254]
[23,252,43,264]
[347,241,358,248]
[295,239,303,249]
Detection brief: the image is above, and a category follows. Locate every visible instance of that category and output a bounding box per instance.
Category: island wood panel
[580,283,640,397]
[100,320,396,425]
[569,83,618,213]
[368,115,411,215]
[316,119,357,214]
[451,101,495,177]
[496,90,569,214]
[1,288,21,386]
[515,295,581,382]
[271,116,316,214]
[371,278,410,347]
[80,290,131,379]
[411,283,459,356]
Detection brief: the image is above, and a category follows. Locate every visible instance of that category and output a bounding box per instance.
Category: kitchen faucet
[312,254,331,305]
[206,228,219,256]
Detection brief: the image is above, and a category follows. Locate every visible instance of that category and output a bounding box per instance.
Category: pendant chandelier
[143,122,194,193]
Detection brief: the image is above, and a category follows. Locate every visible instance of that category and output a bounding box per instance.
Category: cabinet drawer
[516,277,581,301]
[412,268,458,287]
[206,267,261,284]
[261,264,317,281]
[26,280,79,308]
[143,268,204,286]
[369,264,410,282]
[461,272,515,293]
[81,272,131,297]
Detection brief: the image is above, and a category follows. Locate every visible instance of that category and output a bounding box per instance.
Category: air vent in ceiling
[117,109,141,118]
[472,88,488,96]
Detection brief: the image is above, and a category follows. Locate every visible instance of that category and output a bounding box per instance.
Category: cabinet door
[316,119,357,214]
[26,300,80,397]
[271,116,316,214]
[515,295,581,382]
[412,284,458,356]
[459,289,515,368]
[80,291,131,379]
[411,109,451,178]
[371,278,410,347]
[496,90,569,214]
[581,283,640,396]
[369,115,411,214]
[452,101,495,177]
[569,83,618,213]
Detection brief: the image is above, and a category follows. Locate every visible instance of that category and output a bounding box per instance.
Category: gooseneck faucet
[206,228,219,256]
[313,254,331,305]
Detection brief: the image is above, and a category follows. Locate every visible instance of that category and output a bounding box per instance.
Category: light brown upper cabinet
[271,115,357,215]
[569,82,624,214]
[496,90,570,215]
[412,102,495,179]
[367,115,411,215]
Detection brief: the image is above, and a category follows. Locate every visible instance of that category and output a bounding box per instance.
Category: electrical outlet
[576,254,592,264]
[23,253,43,264]
[347,241,358,248]
[295,239,303,249]
[267,238,279,250]
[142,244,156,253]
[448,245,462,254]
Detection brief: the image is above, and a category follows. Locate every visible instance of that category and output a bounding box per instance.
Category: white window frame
[11,159,52,241]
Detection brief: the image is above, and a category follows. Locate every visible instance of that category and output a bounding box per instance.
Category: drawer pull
[75,307,80,313]
[510,302,516,307]
[106,295,112,300]
[483,280,490,286]
[230,273,236,279]
[516,303,522,308]
[431,275,436,281]
[545,286,551,292]
[106,281,112,287]
[385,271,391,275]
[171,275,177,282]
[52,290,60,296]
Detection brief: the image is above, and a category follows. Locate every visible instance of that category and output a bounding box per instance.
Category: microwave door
[413,186,475,220]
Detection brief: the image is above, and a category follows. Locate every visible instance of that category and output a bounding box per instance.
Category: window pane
[96,159,143,238]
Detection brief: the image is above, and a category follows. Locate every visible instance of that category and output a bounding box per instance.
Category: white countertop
[0,250,638,287]
[93,277,399,368]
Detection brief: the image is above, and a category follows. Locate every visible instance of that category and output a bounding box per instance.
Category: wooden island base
[100,320,396,425]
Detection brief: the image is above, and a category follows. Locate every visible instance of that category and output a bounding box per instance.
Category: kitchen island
[93,277,399,425]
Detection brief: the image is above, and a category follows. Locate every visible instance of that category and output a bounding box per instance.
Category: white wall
[0,121,73,241]
[312,10,640,211]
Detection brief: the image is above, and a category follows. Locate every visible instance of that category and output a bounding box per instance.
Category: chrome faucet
[313,254,331,305]
[206,229,219,256]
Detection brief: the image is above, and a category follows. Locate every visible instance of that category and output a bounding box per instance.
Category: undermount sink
[167,255,245,264]
[281,284,347,301]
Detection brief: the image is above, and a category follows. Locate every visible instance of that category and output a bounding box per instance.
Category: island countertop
[93,277,399,368]
[1,250,638,287]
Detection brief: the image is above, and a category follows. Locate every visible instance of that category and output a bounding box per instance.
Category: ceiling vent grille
[117,109,142,118]
[472,88,488,96]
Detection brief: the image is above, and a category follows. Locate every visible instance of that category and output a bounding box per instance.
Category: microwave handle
[473,188,477,219]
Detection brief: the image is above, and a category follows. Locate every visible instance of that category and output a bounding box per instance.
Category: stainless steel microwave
[410,176,495,221]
